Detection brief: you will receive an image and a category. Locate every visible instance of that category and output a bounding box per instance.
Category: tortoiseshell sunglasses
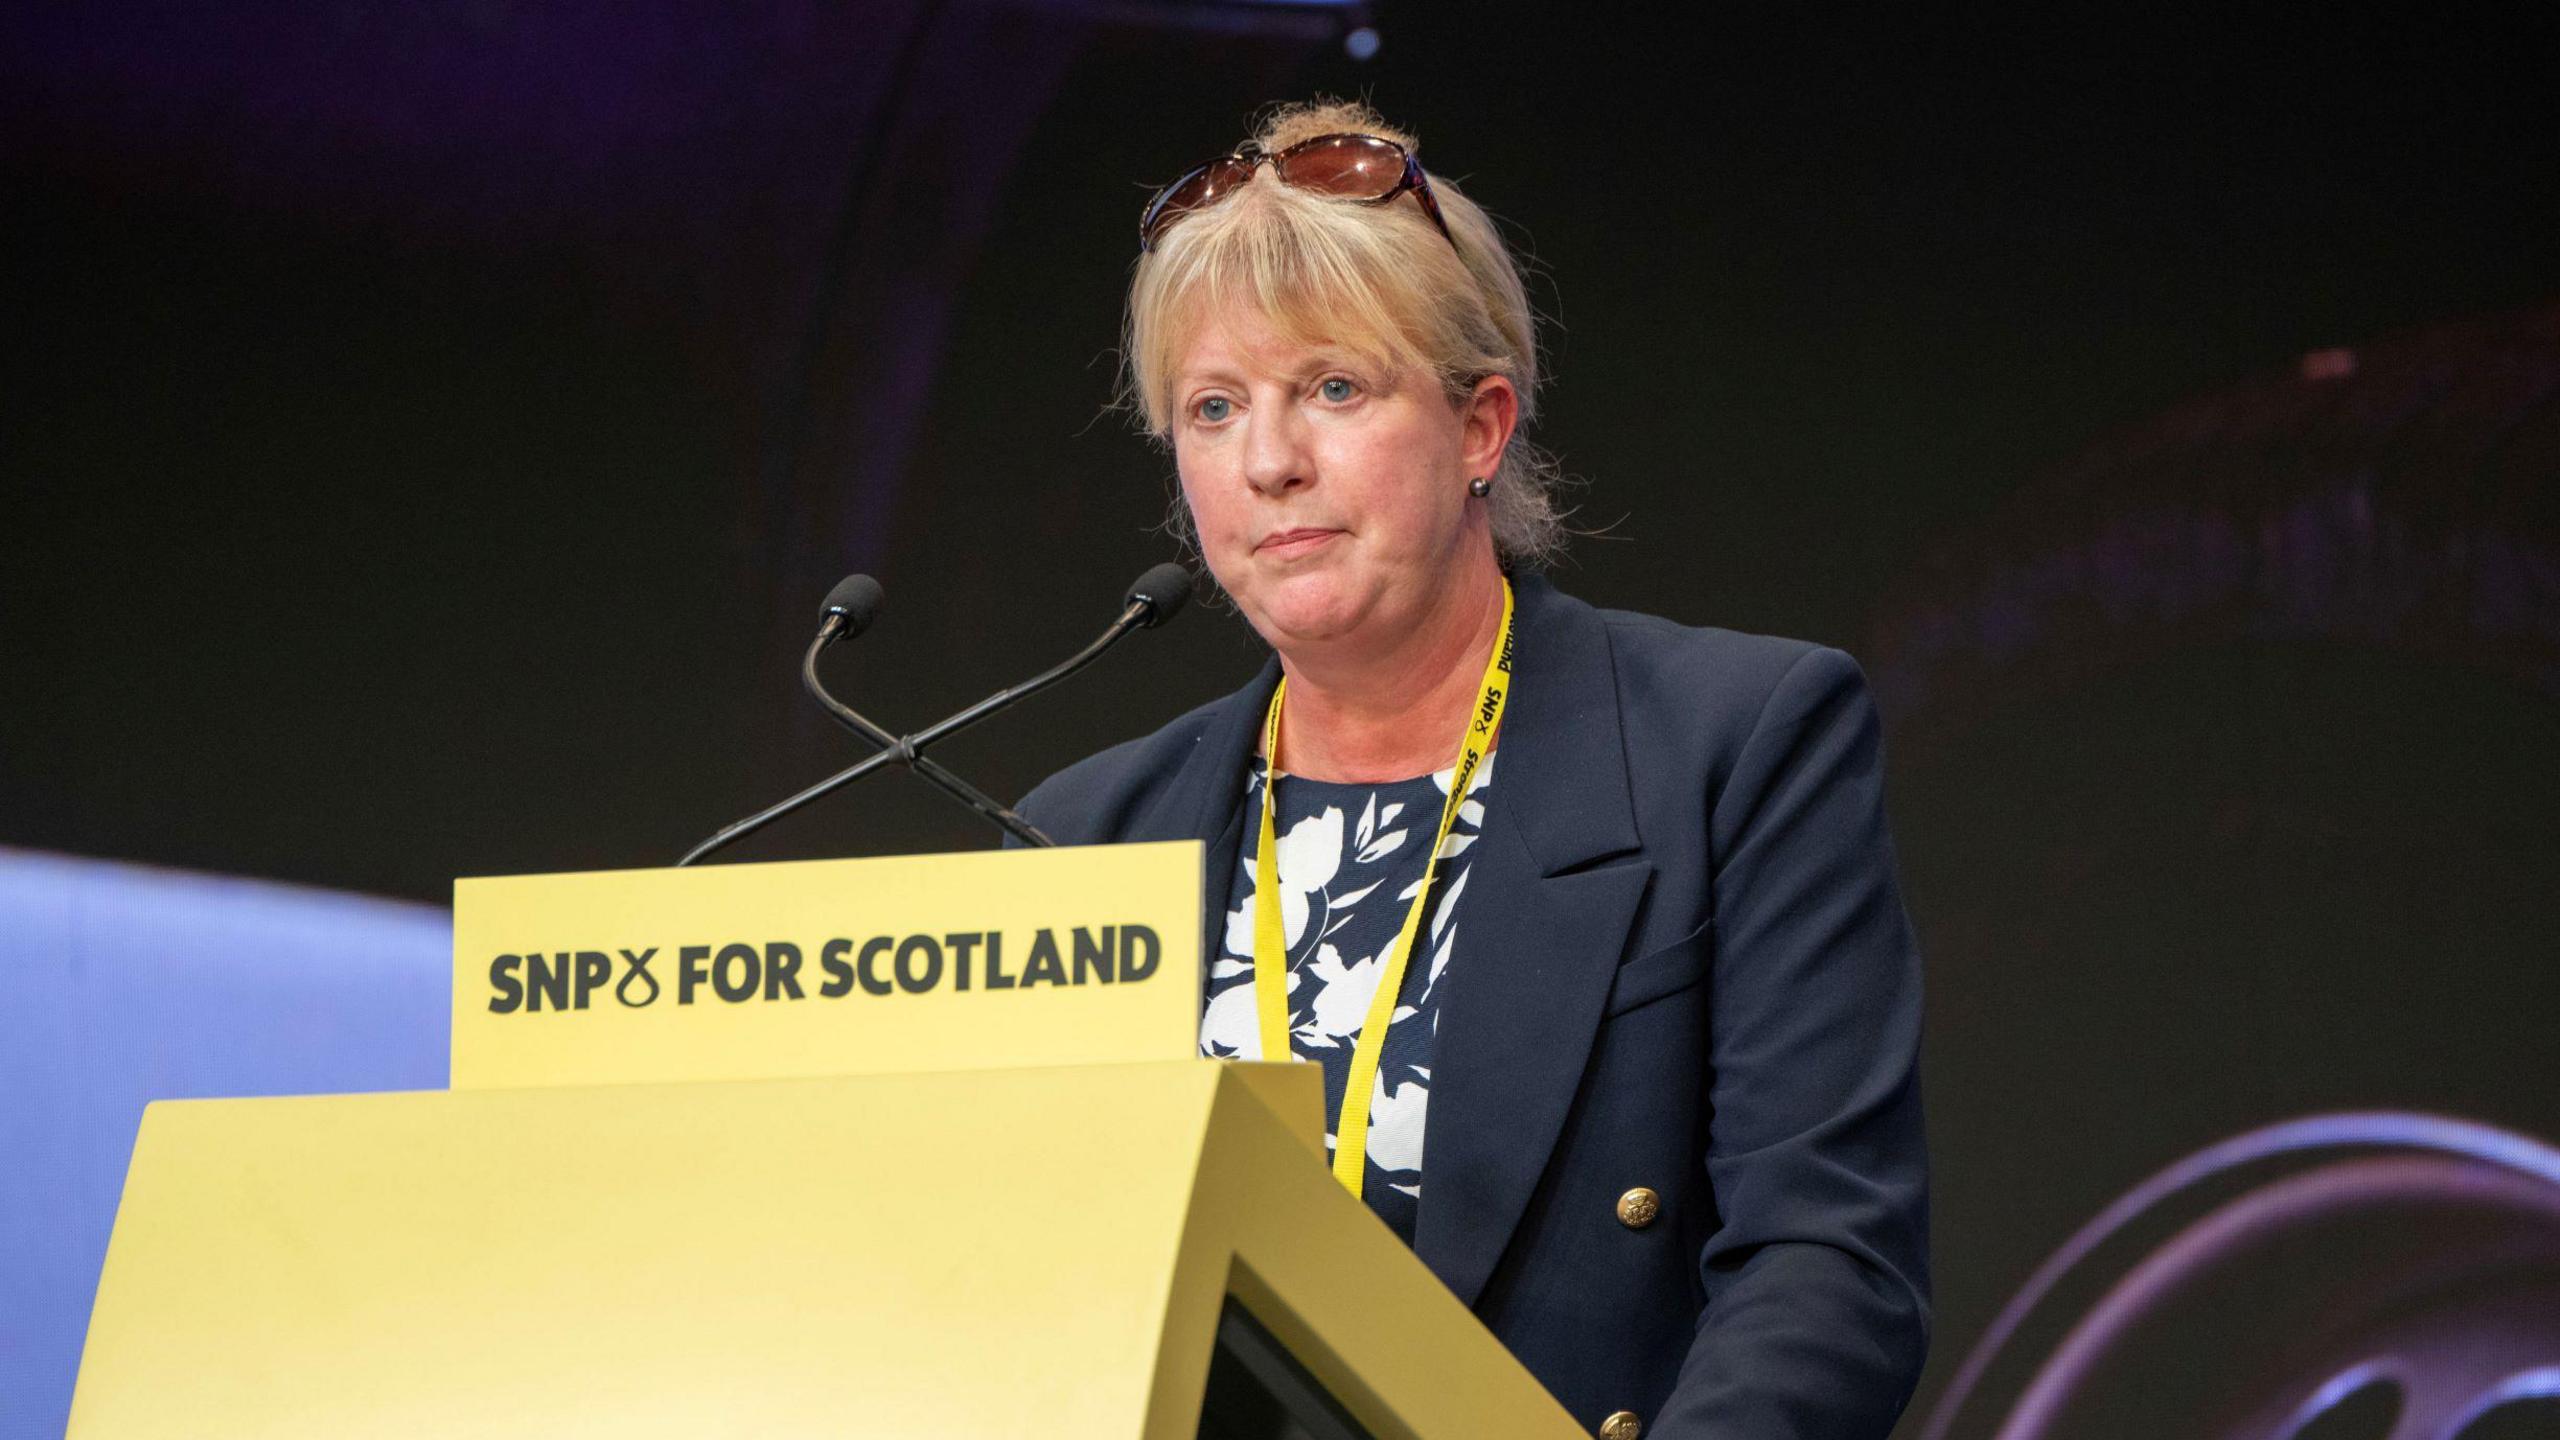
[1138,132,1456,253]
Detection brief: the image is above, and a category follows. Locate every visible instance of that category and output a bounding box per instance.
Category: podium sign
[451,841,1203,1089]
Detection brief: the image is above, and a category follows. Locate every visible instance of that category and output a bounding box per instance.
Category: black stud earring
[1468,476,1492,497]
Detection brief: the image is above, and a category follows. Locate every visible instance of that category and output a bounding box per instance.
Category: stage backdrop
[5,5,2557,1438]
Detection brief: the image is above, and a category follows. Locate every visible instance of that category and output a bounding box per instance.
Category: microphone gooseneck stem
[905,600,1147,754]
[798,630,1052,848]
[675,745,905,867]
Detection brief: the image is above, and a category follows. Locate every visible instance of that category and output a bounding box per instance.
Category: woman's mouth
[1257,528,1342,558]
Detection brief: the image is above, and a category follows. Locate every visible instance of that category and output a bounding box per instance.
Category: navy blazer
[1016,573,1930,1438]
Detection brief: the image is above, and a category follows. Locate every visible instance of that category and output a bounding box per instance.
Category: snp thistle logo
[480,949,658,1012]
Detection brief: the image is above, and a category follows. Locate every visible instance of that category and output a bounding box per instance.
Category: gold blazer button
[1599,1410,1643,1440]
[1615,1186,1661,1229]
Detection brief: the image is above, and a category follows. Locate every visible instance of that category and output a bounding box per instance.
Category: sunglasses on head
[1138,132,1456,254]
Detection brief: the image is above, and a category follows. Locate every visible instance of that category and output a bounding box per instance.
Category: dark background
[9,4,2558,1433]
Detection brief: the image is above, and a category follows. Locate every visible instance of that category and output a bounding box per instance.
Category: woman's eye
[1196,396,1232,423]
[1319,377,1357,403]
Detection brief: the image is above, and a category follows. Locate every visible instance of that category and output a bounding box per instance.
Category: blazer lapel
[1413,575,1648,1307]
[1124,655,1275,968]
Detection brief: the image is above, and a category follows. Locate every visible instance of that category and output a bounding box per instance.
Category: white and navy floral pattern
[1201,750,1496,1245]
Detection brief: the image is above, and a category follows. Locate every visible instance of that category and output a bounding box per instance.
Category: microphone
[794,579,1051,849]
[1125,561,1193,629]
[676,565,1192,866]
[817,573,884,643]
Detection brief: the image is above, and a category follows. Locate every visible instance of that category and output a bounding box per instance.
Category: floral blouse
[1200,751,1496,1245]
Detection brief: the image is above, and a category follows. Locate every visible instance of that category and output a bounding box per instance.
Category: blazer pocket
[1603,919,1714,1018]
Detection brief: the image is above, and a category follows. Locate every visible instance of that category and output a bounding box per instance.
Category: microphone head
[1125,562,1193,628]
[819,574,885,639]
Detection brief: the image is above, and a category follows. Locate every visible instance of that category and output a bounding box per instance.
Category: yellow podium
[69,847,1583,1439]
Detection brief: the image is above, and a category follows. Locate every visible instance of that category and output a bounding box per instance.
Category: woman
[1017,99,1929,1439]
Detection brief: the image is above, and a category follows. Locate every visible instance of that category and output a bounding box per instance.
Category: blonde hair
[1121,98,1568,569]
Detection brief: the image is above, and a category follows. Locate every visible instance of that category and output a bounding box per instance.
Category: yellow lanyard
[1253,577,1515,1197]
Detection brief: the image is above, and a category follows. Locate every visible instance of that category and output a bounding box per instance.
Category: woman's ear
[1458,374,1520,480]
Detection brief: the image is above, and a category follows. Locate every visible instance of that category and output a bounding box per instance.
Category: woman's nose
[1239,409,1310,496]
